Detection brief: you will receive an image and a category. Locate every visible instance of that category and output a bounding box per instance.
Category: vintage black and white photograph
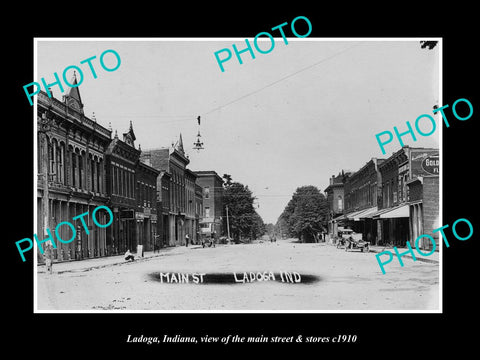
[33,38,441,312]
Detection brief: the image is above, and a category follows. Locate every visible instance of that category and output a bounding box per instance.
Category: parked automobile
[344,236,370,252]
[340,228,363,241]
[336,228,363,249]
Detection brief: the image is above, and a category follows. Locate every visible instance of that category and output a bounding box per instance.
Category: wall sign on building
[421,155,439,175]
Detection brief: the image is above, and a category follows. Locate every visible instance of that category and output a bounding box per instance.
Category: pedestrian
[43,242,54,274]
[211,232,215,247]
[185,233,189,247]
[124,249,135,262]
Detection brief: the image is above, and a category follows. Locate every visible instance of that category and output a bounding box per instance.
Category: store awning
[345,207,378,221]
[345,209,365,220]
[355,206,378,220]
[331,214,347,222]
[377,204,409,219]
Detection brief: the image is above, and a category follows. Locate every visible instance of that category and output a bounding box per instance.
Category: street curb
[37,244,213,274]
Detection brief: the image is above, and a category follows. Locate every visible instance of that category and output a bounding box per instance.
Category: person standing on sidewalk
[185,233,190,247]
[43,242,54,274]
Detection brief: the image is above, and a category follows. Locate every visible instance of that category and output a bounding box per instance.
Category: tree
[277,185,328,243]
[223,180,264,243]
[420,41,438,50]
[265,223,275,235]
[251,212,266,240]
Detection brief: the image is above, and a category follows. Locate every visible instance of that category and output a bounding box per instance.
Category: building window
[90,158,94,192]
[386,181,389,207]
[71,153,77,187]
[78,154,83,188]
[205,207,210,218]
[204,186,210,199]
[337,196,343,211]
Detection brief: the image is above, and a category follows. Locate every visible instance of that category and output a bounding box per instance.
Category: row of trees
[220,180,329,243]
[276,185,329,243]
[222,174,265,242]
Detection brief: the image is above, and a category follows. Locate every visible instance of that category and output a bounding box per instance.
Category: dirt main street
[36,239,440,311]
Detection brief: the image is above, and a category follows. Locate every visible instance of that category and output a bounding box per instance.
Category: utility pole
[226,205,231,240]
[38,109,53,257]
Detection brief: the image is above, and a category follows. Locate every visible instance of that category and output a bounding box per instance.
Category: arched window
[90,155,95,192]
[337,195,343,211]
[78,151,85,189]
[71,151,77,187]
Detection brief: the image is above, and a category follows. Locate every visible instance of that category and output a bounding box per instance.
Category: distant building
[185,169,199,244]
[324,171,350,240]
[195,183,203,243]
[195,171,224,241]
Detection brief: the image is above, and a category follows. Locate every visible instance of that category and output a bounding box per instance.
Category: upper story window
[337,195,343,211]
[204,186,210,199]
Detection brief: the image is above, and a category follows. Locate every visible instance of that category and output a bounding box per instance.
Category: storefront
[373,204,410,246]
[135,208,158,253]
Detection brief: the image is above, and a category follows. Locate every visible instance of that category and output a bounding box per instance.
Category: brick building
[36,82,112,263]
[140,135,190,246]
[406,152,439,250]
[156,171,171,248]
[374,146,438,246]
[194,171,224,242]
[104,122,141,255]
[135,160,160,253]
[343,158,384,245]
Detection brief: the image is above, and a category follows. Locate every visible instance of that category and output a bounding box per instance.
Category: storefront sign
[421,155,439,175]
[120,210,134,219]
[411,151,439,177]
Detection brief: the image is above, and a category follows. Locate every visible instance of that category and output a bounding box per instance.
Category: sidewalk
[37,245,202,274]
[368,245,440,264]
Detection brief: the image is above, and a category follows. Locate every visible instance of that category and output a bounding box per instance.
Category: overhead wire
[98,43,360,124]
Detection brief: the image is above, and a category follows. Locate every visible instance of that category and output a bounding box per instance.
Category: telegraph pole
[226,205,231,240]
[38,109,53,255]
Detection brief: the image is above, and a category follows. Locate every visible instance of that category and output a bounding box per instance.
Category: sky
[36,38,440,224]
